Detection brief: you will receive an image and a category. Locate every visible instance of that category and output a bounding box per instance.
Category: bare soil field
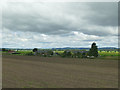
[2,55,118,88]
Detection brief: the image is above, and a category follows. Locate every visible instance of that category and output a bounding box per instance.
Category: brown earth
[2,55,118,88]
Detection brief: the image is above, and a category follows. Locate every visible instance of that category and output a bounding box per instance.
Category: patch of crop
[98,51,120,56]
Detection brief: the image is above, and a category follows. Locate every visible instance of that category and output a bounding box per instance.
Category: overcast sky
[2,2,118,48]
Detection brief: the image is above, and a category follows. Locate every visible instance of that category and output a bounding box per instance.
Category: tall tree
[33,48,38,52]
[89,42,98,57]
[2,48,6,51]
[33,48,38,55]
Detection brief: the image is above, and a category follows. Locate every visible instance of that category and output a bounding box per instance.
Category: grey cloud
[2,2,118,37]
[85,2,118,26]
[79,29,116,36]
[83,39,102,42]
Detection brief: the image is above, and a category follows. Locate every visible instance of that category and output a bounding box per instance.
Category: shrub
[25,52,34,56]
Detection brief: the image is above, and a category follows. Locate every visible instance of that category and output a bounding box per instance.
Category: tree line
[33,42,98,58]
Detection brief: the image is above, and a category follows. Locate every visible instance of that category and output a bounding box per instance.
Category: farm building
[8,51,20,54]
[33,49,54,56]
[8,51,16,53]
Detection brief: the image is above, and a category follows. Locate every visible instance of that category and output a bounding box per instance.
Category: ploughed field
[2,55,118,88]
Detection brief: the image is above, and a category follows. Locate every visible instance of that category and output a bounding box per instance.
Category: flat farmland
[2,55,118,88]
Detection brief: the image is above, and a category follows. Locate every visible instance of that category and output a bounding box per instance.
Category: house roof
[72,51,89,53]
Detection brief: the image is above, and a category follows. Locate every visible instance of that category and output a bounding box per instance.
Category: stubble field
[2,55,118,88]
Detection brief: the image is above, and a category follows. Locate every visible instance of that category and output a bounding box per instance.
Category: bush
[82,53,86,58]
[25,52,34,56]
[62,51,72,57]
[44,55,47,57]
[47,50,53,56]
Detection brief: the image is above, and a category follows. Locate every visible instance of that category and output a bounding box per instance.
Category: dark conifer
[89,42,98,57]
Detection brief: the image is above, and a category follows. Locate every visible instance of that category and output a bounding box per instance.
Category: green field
[98,51,119,56]
[2,50,33,56]
[17,50,33,55]
[54,50,120,57]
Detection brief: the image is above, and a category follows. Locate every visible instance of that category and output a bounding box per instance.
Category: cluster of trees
[2,48,8,51]
[58,42,98,58]
[33,48,54,57]
[32,42,99,58]
[60,51,87,58]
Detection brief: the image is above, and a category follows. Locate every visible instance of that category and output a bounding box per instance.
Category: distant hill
[98,47,118,49]
[1,47,119,50]
[52,47,119,50]
[52,47,90,50]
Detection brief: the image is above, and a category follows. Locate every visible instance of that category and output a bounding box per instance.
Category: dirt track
[2,55,118,88]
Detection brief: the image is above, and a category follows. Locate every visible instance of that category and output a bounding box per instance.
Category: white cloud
[2,29,118,48]
[2,2,118,48]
